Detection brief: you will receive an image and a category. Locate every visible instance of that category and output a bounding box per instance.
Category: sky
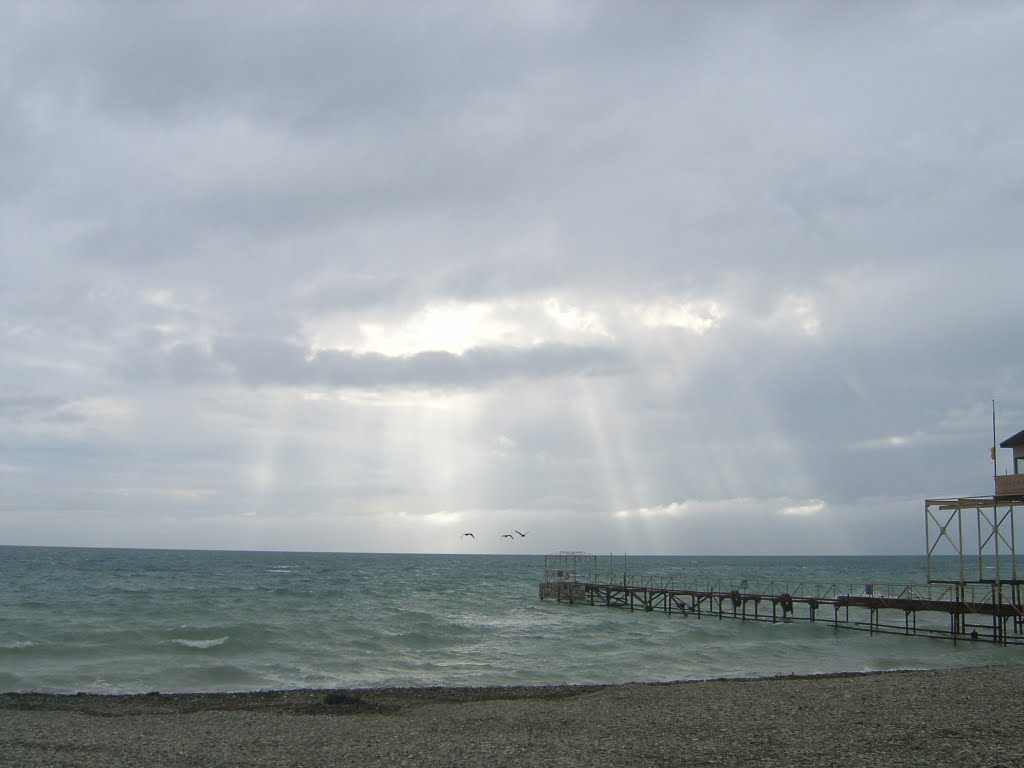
[2,1,1023,556]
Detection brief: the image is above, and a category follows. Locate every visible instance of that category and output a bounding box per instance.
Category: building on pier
[996,428,1024,495]
[539,552,596,602]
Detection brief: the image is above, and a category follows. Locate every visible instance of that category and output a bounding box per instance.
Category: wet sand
[2,665,1022,767]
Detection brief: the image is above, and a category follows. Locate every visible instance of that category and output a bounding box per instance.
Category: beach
[2,665,1022,767]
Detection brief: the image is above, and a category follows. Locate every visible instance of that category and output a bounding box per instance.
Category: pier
[539,552,1024,645]
[540,426,1024,646]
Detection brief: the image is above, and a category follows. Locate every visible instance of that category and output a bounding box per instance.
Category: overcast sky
[2,1,1023,556]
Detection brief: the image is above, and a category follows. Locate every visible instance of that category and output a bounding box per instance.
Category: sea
[1,546,1022,694]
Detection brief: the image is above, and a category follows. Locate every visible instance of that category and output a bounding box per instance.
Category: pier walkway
[539,554,1024,645]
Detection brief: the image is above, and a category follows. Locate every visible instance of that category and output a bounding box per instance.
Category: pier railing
[582,571,1023,610]
[541,568,1024,645]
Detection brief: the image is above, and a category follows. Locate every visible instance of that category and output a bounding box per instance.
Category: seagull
[501,534,514,539]
[461,533,475,539]
[514,530,529,537]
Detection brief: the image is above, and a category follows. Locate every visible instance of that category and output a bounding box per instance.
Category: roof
[1000,428,1024,448]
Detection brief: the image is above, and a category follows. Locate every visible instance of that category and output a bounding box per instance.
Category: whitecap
[0,640,36,650]
[172,636,228,650]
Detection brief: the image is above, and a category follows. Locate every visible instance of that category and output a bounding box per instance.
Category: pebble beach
[2,665,1022,767]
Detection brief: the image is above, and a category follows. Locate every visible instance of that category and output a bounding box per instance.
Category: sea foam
[172,636,228,650]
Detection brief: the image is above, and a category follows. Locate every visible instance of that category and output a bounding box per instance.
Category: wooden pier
[539,553,1024,645]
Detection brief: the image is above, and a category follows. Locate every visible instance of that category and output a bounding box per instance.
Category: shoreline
[3,665,1023,766]
[0,664,1001,713]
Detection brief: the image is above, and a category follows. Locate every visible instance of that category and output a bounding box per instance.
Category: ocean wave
[171,636,228,650]
[0,640,36,650]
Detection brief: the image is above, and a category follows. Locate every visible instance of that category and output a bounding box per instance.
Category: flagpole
[992,399,998,478]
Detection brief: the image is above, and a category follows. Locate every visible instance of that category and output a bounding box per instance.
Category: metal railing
[580,571,1024,614]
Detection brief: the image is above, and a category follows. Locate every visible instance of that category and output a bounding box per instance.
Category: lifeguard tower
[995,428,1024,496]
[925,427,1024,586]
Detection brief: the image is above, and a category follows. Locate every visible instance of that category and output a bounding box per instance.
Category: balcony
[994,473,1024,496]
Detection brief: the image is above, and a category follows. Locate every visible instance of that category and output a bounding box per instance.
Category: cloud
[1,2,1022,553]
[0,395,67,421]
[778,500,826,517]
[615,502,687,520]
[96,487,221,502]
[636,301,723,335]
[211,337,627,390]
[421,511,464,527]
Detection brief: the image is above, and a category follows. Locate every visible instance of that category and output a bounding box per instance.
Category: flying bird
[514,530,529,537]
[461,533,475,539]
[501,534,514,539]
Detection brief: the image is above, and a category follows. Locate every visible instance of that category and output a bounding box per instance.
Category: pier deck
[540,567,1024,645]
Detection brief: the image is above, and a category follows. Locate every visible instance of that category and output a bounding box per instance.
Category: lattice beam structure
[542,551,597,583]
[926,495,1021,585]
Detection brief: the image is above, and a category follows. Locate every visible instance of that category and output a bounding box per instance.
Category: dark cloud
[214,337,626,389]
[1,1,1022,552]
[0,394,67,422]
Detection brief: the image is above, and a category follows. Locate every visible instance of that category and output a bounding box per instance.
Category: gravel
[2,666,1022,767]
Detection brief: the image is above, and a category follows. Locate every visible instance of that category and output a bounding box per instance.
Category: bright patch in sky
[543,298,610,338]
[636,300,724,334]
[359,302,517,356]
[422,511,464,526]
[778,500,826,517]
[770,294,820,337]
[615,502,687,520]
[306,295,726,360]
